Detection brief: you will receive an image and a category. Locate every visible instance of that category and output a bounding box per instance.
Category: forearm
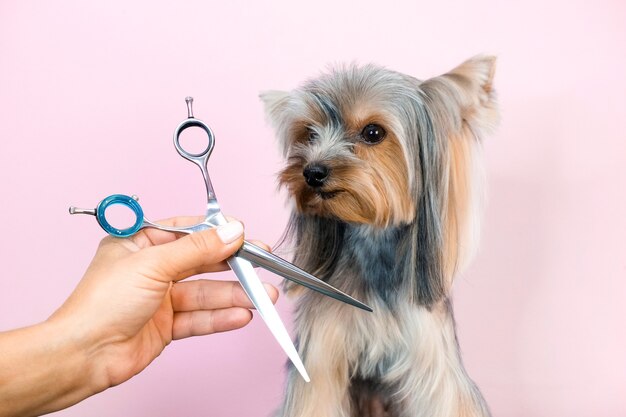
[0,320,98,417]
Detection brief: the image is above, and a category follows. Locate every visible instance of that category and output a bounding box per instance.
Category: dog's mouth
[316,189,343,200]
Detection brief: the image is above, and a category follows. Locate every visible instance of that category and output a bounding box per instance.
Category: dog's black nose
[303,164,329,188]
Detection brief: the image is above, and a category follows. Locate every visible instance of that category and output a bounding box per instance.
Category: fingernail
[216,221,244,244]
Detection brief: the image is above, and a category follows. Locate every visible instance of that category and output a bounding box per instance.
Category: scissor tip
[291,359,310,382]
[69,206,76,214]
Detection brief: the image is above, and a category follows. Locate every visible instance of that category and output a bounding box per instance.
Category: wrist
[42,316,108,398]
[0,320,100,417]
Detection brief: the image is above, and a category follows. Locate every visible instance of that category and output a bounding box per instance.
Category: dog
[261,55,497,417]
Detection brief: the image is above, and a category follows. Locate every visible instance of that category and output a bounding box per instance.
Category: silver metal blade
[227,255,310,382]
[238,242,373,312]
[206,211,309,381]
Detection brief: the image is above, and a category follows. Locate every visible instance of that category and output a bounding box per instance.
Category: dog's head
[262,56,497,286]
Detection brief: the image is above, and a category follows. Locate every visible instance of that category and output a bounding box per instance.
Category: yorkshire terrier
[261,55,497,417]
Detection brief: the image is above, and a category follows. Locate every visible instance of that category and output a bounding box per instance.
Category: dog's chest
[341,298,442,381]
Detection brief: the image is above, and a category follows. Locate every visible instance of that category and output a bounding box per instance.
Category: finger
[188,240,272,273]
[247,239,271,252]
[130,216,207,248]
[128,214,269,254]
[244,240,272,270]
[136,220,245,282]
[172,308,253,340]
[171,280,279,312]
[131,216,247,249]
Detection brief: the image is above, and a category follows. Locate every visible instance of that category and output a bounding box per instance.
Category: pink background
[1,1,625,416]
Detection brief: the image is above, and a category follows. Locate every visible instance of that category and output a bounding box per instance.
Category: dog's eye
[307,128,320,143]
[360,124,386,144]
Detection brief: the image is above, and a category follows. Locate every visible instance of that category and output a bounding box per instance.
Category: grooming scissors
[69,97,372,382]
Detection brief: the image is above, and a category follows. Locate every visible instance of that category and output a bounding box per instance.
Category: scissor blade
[227,255,310,382]
[238,242,373,312]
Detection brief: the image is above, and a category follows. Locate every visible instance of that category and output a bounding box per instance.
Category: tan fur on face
[277,109,415,228]
[347,109,415,226]
[351,135,414,226]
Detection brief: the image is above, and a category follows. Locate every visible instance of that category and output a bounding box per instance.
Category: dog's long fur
[261,55,497,417]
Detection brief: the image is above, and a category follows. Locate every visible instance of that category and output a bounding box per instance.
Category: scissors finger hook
[173,97,217,201]
[69,194,145,237]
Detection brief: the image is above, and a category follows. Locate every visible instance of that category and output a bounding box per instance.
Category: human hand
[48,217,278,394]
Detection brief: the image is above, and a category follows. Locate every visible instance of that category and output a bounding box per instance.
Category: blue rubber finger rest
[96,194,144,237]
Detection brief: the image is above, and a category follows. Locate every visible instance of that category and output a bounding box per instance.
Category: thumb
[137,220,245,282]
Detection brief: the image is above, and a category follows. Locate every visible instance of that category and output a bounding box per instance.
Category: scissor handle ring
[96,194,144,237]
[173,119,215,160]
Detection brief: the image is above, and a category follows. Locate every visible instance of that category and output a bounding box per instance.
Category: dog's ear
[421,55,498,137]
[260,90,293,155]
[417,56,496,289]
[447,55,496,95]
[259,90,291,129]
